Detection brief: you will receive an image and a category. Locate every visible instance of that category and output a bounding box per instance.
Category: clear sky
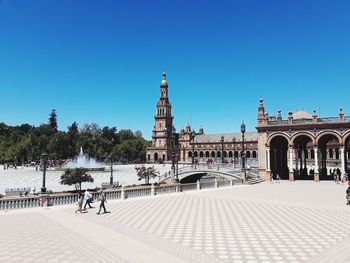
[1,0,350,139]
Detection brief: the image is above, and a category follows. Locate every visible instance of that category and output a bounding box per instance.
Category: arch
[199,151,204,158]
[217,151,221,158]
[335,149,339,159]
[310,149,315,159]
[194,151,198,157]
[291,131,316,145]
[154,153,158,161]
[188,151,192,158]
[246,151,251,158]
[266,132,291,147]
[228,151,233,158]
[316,130,342,145]
[205,151,210,158]
[252,151,257,158]
[343,130,350,144]
[269,135,289,180]
[223,151,227,158]
[234,151,239,158]
[211,151,215,158]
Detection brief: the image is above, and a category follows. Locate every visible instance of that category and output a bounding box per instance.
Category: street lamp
[191,130,196,165]
[221,135,224,164]
[241,122,246,182]
[40,153,48,193]
[110,138,114,185]
[232,137,236,166]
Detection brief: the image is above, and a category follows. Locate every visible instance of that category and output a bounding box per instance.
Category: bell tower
[146,72,175,162]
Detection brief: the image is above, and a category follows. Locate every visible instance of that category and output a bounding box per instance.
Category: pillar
[314,146,319,182]
[340,146,345,176]
[266,148,271,181]
[266,148,270,171]
[289,146,294,181]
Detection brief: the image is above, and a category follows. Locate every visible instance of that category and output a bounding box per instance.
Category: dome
[292,110,313,120]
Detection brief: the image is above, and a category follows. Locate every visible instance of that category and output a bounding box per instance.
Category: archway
[211,151,215,158]
[317,133,341,180]
[154,153,158,161]
[292,134,314,180]
[270,136,289,179]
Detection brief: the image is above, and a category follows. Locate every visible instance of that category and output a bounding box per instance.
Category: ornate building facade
[256,98,350,181]
[146,73,258,164]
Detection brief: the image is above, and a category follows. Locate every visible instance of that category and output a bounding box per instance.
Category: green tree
[135,165,159,184]
[60,168,94,191]
[48,109,58,131]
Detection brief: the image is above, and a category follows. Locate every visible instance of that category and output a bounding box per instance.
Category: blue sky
[1,0,349,139]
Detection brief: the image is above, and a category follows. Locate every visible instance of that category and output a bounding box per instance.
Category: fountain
[59,147,105,171]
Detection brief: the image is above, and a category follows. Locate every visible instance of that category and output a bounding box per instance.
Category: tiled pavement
[1,181,350,263]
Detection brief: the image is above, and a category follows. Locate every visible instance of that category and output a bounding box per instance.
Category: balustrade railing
[0,178,248,210]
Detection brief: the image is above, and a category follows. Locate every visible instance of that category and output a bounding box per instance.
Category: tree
[48,109,58,131]
[135,165,159,184]
[60,168,94,191]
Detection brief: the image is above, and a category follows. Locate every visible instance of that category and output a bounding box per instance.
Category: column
[314,146,319,182]
[289,146,294,181]
[340,146,345,176]
[266,148,270,171]
[266,148,271,181]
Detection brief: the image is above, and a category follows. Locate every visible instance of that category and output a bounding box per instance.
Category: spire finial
[160,71,168,86]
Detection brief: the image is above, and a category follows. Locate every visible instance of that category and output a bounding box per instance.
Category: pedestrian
[276,173,280,183]
[346,183,350,206]
[270,173,274,183]
[97,190,109,215]
[75,193,84,214]
[83,190,93,210]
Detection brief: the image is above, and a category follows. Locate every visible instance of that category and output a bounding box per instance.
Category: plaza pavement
[1,181,350,263]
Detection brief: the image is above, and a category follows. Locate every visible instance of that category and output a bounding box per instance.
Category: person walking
[276,173,280,183]
[83,190,93,210]
[346,183,350,206]
[97,190,108,215]
[75,193,84,214]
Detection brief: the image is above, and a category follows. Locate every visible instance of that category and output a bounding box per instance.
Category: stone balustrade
[0,178,243,210]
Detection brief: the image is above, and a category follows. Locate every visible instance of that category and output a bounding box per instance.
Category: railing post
[151,184,155,196]
[230,179,233,186]
[197,180,200,190]
[215,179,218,188]
[121,187,126,199]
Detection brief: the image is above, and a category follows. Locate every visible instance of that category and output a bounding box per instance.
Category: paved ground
[1,181,350,263]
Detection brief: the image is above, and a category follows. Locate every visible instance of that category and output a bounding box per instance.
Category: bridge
[160,161,259,184]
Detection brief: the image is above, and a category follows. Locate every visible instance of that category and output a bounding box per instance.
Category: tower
[146,72,175,162]
[257,97,267,126]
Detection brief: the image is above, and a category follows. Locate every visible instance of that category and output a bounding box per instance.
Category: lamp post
[110,138,114,185]
[41,153,48,193]
[191,130,196,165]
[241,122,246,182]
[221,135,224,164]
